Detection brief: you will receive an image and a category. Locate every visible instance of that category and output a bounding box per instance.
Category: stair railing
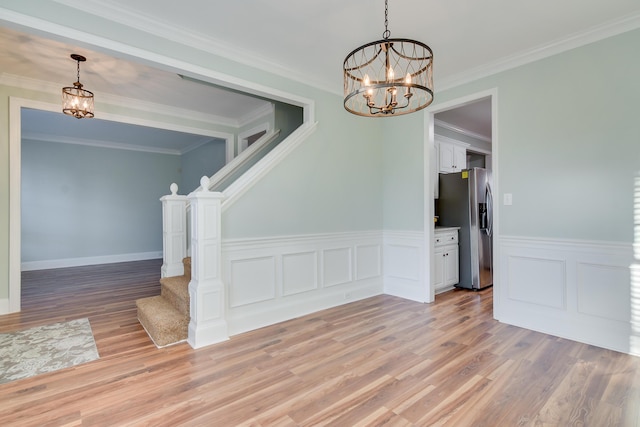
[161,129,281,277]
[159,121,318,348]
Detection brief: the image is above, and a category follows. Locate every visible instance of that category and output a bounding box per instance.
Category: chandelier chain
[383,0,390,39]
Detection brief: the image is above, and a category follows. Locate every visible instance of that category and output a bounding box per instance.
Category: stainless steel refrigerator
[438,168,493,290]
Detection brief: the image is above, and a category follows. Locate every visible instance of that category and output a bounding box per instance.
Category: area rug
[0,318,99,384]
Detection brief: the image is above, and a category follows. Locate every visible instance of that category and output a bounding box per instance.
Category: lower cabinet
[434,229,459,292]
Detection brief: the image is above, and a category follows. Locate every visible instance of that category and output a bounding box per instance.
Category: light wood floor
[1,259,639,426]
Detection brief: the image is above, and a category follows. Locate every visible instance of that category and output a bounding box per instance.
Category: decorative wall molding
[383,231,427,303]
[222,231,384,336]
[498,235,636,355]
[21,251,162,271]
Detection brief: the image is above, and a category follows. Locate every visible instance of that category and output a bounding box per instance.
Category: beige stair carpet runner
[136,257,191,347]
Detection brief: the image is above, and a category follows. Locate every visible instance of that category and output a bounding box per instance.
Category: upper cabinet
[437,137,469,173]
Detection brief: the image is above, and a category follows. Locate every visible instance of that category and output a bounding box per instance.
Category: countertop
[435,226,460,232]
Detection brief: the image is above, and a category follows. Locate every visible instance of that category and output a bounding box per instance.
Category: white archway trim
[6,96,234,313]
[424,88,499,312]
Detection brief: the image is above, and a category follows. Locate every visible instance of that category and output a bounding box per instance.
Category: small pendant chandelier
[62,54,94,119]
[343,0,434,117]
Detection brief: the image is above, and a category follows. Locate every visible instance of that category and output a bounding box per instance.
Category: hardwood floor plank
[1,261,639,426]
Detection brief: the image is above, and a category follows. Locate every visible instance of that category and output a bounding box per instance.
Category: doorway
[425,89,499,317]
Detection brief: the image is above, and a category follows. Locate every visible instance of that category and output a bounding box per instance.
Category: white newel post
[160,183,188,278]
[187,176,229,348]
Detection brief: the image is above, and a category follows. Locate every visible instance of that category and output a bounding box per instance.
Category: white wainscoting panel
[507,255,566,309]
[322,247,352,287]
[228,256,276,307]
[383,231,427,303]
[499,236,635,355]
[577,262,630,322]
[282,251,318,296]
[355,244,381,280]
[223,231,383,336]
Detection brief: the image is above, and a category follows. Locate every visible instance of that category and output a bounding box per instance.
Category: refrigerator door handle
[486,185,494,237]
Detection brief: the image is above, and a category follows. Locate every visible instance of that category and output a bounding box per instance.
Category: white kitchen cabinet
[438,141,467,173]
[434,228,459,292]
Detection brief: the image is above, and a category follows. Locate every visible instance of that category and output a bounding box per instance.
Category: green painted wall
[432,28,640,241]
[382,113,425,231]
[222,91,384,237]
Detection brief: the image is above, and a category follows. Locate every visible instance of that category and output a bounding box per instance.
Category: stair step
[136,295,188,347]
[160,275,190,317]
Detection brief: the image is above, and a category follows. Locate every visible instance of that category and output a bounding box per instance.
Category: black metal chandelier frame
[343,0,434,117]
[62,53,95,119]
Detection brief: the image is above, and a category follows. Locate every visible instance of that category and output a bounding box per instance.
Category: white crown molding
[51,0,337,95]
[0,72,240,127]
[438,11,640,91]
[22,131,183,155]
[434,119,491,143]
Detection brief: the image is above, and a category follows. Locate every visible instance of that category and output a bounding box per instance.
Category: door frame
[7,97,235,313]
[423,88,500,318]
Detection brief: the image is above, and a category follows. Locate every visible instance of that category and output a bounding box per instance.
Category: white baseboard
[498,235,636,355]
[21,251,163,271]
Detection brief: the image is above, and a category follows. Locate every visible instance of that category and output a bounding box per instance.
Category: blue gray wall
[21,139,181,263]
[181,139,227,193]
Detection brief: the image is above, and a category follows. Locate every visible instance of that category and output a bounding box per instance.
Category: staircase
[136,257,191,347]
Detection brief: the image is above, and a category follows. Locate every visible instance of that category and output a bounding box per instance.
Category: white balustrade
[187,176,228,348]
[160,183,188,278]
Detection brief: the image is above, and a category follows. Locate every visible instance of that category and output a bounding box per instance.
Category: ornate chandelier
[62,54,94,119]
[343,0,434,117]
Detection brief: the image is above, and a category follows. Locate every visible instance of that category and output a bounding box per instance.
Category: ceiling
[435,98,492,141]
[2,0,640,147]
[0,25,273,152]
